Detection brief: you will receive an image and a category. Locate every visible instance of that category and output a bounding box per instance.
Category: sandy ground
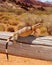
[0,54,52,65]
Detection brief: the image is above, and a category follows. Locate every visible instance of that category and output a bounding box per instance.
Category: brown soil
[0,54,52,65]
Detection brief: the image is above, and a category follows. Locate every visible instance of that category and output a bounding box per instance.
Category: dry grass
[0,11,52,35]
[0,12,19,25]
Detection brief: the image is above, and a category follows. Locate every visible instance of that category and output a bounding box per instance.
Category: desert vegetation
[0,0,52,36]
[0,12,52,36]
